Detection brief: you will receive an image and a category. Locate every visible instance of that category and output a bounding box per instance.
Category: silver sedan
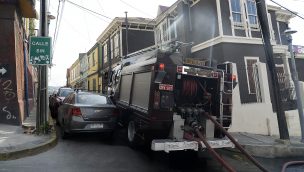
[58,91,118,139]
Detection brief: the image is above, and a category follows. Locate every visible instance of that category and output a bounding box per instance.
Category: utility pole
[256,0,289,140]
[37,0,48,134]
[285,29,304,143]
[125,11,129,57]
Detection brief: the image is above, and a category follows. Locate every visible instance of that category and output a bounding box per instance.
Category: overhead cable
[270,0,304,20]
[119,0,154,18]
[65,0,112,20]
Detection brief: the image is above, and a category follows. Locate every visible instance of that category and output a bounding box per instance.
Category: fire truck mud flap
[151,138,235,153]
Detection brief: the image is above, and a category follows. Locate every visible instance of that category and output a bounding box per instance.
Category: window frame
[245,0,258,29]
[103,43,108,63]
[244,56,259,94]
[230,0,243,27]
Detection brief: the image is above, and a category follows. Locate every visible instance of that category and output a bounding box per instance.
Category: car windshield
[76,94,110,105]
[59,89,73,97]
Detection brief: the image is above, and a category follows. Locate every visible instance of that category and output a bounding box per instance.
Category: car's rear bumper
[66,116,117,133]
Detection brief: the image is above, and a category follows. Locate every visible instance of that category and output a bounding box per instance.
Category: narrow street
[0,126,302,172]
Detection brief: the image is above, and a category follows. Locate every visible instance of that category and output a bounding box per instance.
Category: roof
[96,17,155,44]
[157,5,170,16]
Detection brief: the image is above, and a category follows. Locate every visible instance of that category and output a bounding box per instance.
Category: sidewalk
[228,132,304,158]
[0,107,57,160]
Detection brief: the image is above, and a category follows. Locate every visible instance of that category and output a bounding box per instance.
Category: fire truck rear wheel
[127,120,141,148]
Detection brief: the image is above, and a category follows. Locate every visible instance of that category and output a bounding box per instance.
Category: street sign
[0,64,9,78]
[29,37,52,65]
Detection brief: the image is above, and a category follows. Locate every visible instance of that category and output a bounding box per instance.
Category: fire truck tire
[127,120,141,148]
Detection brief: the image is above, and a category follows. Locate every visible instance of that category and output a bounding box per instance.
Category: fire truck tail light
[232,74,237,81]
[159,63,165,71]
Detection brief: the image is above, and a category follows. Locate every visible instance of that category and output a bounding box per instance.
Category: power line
[65,0,112,20]
[119,0,154,18]
[53,0,61,47]
[53,0,65,54]
[270,0,304,20]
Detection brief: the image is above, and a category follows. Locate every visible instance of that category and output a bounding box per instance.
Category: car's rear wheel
[60,123,69,139]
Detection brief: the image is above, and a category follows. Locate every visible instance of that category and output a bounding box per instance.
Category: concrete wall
[230,63,279,135]
[229,63,304,137]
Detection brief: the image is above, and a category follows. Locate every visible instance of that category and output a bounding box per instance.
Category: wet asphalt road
[0,127,303,172]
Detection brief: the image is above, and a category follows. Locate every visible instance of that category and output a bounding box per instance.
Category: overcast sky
[46,0,304,86]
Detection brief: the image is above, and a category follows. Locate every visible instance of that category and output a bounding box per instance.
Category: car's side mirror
[281,161,304,172]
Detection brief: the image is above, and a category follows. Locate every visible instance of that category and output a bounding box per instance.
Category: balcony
[18,0,37,18]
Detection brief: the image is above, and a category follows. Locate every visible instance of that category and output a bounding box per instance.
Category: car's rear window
[59,89,73,97]
[76,94,110,105]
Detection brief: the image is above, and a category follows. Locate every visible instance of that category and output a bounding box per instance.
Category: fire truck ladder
[219,68,233,130]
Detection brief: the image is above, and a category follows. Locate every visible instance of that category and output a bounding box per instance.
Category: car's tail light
[71,107,82,116]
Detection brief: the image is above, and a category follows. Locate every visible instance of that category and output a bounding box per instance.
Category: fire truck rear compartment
[175,75,220,116]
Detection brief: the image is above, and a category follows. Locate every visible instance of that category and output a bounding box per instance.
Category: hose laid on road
[202,112,269,172]
[281,161,304,172]
[194,128,236,172]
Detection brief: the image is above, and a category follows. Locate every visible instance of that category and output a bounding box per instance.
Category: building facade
[96,17,155,93]
[78,53,88,89]
[153,0,302,136]
[69,58,80,88]
[87,43,100,92]
[0,0,37,125]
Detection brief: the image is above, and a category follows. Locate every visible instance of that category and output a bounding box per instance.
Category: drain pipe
[23,37,30,118]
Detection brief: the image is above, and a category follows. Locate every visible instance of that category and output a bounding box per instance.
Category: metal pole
[37,0,48,134]
[256,0,289,140]
[125,12,129,57]
[287,34,304,143]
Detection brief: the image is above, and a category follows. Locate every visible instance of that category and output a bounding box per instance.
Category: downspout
[23,36,30,118]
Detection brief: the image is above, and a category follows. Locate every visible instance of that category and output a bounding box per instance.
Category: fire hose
[194,128,236,172]
[200,112,269,172]
[281,161,304,172]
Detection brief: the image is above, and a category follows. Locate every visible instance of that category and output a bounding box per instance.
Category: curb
[224,143,304,158]
[0,130,58,161]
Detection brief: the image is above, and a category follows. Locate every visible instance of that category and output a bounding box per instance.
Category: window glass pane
[77,94,110,105]
[246,59,258,94]
[231,0,242,23]
[162,23,168,41]
[103,44,108,63]
[231,0,241,12]
[59,89,73,97]
[169,19,176,40]
[247,0,257,24]
[233,13,242,22]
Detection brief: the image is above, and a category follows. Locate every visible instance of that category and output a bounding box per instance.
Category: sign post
[29,37,52,65]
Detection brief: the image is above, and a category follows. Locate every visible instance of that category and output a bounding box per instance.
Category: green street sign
[29,37,52,65]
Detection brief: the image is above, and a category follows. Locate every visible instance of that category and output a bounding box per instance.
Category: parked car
[57,91,118,139]
[49,87,73,120]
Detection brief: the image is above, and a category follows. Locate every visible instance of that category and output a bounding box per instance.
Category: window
[245,57,259,94]
[246,0,257,25]
[231,0,242,23]
[114,34,119,58]
[93,79,96,92]
[103,44,108,63]
[110,38,114,59]
[162,22,168,42]
[155,28,161,44]
[92,52,95,66]
[169,18,177,40]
